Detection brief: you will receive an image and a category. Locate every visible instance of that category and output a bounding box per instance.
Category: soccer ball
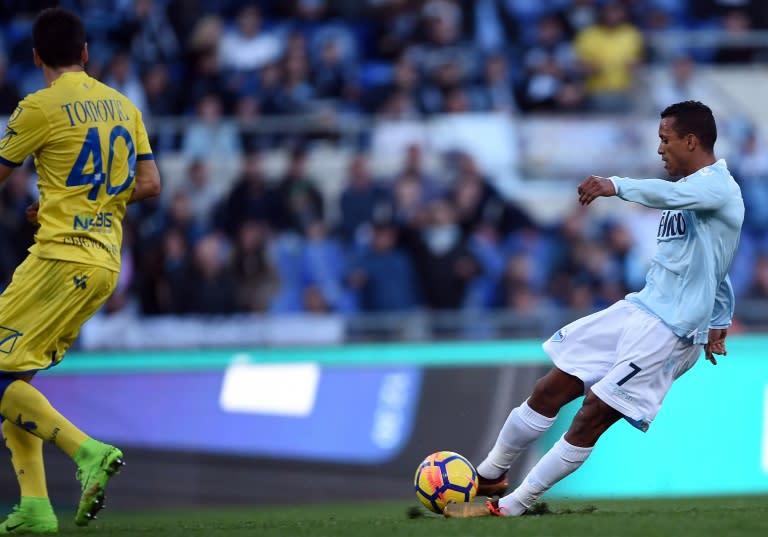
[413,451,478,514]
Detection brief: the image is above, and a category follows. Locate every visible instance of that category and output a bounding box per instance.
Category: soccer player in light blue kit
[445,101,744,518]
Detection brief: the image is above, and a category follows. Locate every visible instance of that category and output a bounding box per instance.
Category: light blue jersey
[610,159,744,344]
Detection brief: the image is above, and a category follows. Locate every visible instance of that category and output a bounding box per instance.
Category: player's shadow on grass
[407,502,598,519]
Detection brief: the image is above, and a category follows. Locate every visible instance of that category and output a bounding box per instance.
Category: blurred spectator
[301,219,353,312]
[143,62,179,117]
[391,171,436,229]
[184,15,229,111]
[111,0,180,66]
[733,127,768,236]
[546,208,593,305]
[367,56,422,116]
[369,0,421,61]
[746,254,768,299]
[338,153,392,245]
[450,151,534,235]
[560,0,599,36]
[0,161,36,287]
[0,55,20,115]
[311,36,360,108]
[420,58,470,114]
[501,253,550,313]
[257,62,289,116]
[234,95,264,151]
[219,4,282,72]
[284,30,309,63]
[142,62,179,152]
[347,222,419,311]
[402,144,439,191]
[282,53,316,114]
[268,146,324,233]
[268,232,306,312]
[216,151,271,238]
[139,227,191,314]
[407,198,480,310]
[519,14,586,113]
[443,86,472,113]
[103,225,136,315]
[103,52,148,115]
[166,0,207,42]
[175,234,238,314]
[712,10,759,64]
[472,52,518,113]
[413,0,477,81]
[186,13,223,59]
[464,0,520,53]
[162,190,207,247]
[573,1,644,113]
[184,159,219,230]
[463,220,506,309]
[181,94,243,160]
[231,220,279,312]
[693,1,768,30]
[651,55,717,114]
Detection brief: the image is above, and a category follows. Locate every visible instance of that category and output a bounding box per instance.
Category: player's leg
[475,302,631,496]
[0,257,123,526]
[475,367,583,495]
[0,406,58,534]
[453,303,699,518]
[494,390,622,516]
[446,390,621,519]
[0,374,58,534]
[0,377,124,523]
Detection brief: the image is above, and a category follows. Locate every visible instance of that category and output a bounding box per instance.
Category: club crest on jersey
[550,329,566,342]
[657,210,687,240]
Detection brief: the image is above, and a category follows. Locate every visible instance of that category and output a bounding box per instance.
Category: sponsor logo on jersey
[657,210,687,240]
[72,212,113,231]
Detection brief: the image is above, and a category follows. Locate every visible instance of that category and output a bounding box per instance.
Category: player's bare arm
[26,200,39,224]
[577,175,617,206]
[0,163,38,224]
[704,327,728,365]
[128,159,162,203]
[0,162,14,184]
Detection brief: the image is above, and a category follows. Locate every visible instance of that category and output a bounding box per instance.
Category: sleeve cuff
[608,177,619,196]
[0,155,22,168]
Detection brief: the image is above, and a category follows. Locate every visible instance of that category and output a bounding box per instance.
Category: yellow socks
[0,380,88,458]
[2,419,48,498]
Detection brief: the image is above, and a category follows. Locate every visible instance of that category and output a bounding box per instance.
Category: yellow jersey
[573,24,644,93]
[0,70,153,272]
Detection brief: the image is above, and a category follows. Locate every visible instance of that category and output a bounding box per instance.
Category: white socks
[498,435,593,516]
[476,399,556,480]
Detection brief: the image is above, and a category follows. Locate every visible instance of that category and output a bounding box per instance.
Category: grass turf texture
[15,495,767,536]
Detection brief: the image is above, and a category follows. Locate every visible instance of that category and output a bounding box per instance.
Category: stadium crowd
[1,0,768,321]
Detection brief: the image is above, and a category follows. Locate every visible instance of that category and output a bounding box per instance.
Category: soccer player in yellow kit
[0,8,161,533]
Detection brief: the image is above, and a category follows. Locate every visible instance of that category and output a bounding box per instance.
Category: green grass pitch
[36,495,768,536]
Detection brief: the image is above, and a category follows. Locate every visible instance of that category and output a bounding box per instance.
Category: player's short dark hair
[660,100,717,153]
[32,7,86,68]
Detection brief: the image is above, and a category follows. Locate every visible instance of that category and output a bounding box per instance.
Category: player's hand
[704,328,728,365]
[25,200,39,225]
[577,176,616,206]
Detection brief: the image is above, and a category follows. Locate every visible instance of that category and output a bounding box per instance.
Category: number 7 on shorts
[617,362,641,386]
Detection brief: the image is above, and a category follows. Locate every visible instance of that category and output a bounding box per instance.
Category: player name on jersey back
[60,99,131,127]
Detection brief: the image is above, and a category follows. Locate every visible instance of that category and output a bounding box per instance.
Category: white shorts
[542,300,701,431]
